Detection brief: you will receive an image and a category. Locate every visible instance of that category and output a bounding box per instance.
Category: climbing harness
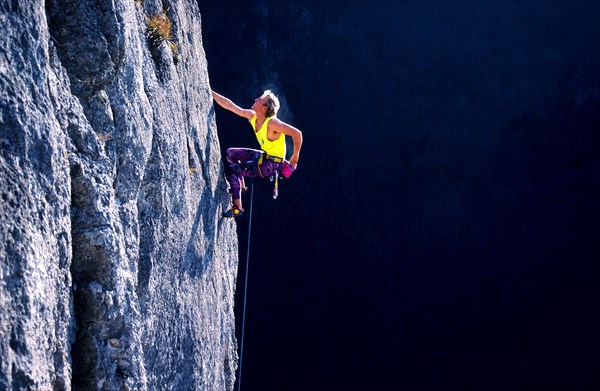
[256,152,292,199]
[237,179,254,391]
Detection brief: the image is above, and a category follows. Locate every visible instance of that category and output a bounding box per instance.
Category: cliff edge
[0,0,238,389]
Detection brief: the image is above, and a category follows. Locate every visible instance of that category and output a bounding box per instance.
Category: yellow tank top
[250,115,286,158]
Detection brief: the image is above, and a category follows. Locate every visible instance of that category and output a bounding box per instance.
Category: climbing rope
[237,179,254,391]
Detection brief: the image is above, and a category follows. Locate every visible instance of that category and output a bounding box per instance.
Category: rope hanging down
[237,179,254,391]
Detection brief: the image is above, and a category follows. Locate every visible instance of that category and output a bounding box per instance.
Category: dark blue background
[199,1,600,390]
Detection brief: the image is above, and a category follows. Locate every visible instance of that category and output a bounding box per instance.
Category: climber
[212,89,303,217]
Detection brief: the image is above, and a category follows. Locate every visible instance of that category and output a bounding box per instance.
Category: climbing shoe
[223,206,244,218]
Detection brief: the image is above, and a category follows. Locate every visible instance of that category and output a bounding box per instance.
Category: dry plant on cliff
[146,11,178,56]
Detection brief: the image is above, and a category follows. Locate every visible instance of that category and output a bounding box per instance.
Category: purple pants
[225,148,281,200]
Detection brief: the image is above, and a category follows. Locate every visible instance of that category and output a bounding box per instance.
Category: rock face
[1,1,238,390]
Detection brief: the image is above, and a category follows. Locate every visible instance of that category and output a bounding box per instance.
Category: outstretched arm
[269,118,303,167]
[211,90,255,120]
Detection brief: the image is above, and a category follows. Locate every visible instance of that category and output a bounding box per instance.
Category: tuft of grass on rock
[146,12,172,43]
[146,11,179,62]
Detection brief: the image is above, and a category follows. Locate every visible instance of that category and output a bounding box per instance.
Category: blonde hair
[262,90,280,117]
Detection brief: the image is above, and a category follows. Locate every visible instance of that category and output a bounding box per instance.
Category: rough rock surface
[1,0,238,390]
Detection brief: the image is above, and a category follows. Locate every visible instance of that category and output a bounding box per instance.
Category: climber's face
[252,95,269,114]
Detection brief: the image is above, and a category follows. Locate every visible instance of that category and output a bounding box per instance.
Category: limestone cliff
[0,0,238,389]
